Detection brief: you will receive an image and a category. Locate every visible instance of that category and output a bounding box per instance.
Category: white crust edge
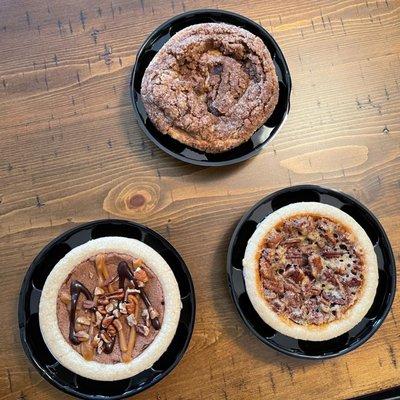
[39,236,182,381]
[243,202,378,341]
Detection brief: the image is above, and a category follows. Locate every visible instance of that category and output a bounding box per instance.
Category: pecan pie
[39,237,181,381]
[141,23,279,153]
[243,202,378,341]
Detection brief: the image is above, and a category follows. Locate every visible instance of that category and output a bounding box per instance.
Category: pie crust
[39,236,181,381]
[243,202,378,341]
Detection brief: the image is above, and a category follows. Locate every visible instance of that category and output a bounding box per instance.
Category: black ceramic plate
[227,185,396,359]
[130,9,291,167]
[18,220,195,399]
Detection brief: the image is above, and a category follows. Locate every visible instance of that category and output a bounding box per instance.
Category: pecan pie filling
[258,215,365,325]
[57,253,164,364]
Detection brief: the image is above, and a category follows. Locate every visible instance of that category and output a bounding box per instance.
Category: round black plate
[130,9,291,167]
[227,185,396,359]
[18,220,196,399]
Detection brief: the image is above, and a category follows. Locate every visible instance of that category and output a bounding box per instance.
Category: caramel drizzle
[69,280,93,345]
[95,254,116,354]
[117,261,161,330]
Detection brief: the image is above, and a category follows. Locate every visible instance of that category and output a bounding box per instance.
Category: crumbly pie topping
[57,253,164,363]
[141,23,279,153]
[258,215,365,325]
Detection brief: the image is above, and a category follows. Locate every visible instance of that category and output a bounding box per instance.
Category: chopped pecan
[265,232,283,248]
[308,254,323,278]
[142,309,150,327]
[283,291,301,307]
[97,305,107,315]
[307,311,324,325]
[124,288,140,302]
[288,308,303,323]
[75,331,90,342]
[127,314,137,327]
[283,281,302,294]
[322,290,346,305]
[259,260,273,280]
[281,238,301,246]
[94,287,105,296]
[134,267,148,283]
[322,249,344,258]
[76,316,91,326]
[136,324,150,337]
[126,302,137,315]
[347,276,362,287]
[263,289,277,300]
[95,311,103,327]
[149,306,159,320]
[270,299,285,313]
[105,303,115,313]
[262,278,284,294]
[101,315,114,328]
[283,266,304,283]
[97,296,110,305]
[82,300,96,309]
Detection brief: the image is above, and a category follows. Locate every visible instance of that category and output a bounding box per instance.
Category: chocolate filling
[57,252,165,364]
[258,215,365,325]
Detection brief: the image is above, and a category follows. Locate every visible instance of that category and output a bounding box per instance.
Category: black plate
[130,9,291,167]
[227,185,396,359]
[18,220,196,399]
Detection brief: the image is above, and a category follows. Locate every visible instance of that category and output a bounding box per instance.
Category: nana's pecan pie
[243,202,378,341]
[39,237,181,381]
[141,23,279,153]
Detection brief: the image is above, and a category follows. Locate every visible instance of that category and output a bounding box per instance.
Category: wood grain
[0,0,399,399]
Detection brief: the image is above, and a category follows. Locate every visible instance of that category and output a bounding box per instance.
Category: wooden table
[0,0,399,399]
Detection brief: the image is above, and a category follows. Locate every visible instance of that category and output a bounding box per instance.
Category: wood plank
[0,0,399,399]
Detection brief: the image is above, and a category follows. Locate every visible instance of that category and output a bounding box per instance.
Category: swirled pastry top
[141,23,279,153]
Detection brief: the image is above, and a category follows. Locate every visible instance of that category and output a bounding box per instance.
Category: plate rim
[18,219,196,400]
[130,8,292,167]
[226,184,397,359]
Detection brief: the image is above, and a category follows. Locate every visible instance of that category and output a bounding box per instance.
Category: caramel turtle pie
[39,237,181,381]
[243,202,378,341]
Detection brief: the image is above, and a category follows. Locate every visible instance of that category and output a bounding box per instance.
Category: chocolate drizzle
[117,261,161,330]
[117,260,135,289]
[104,337,116,354]
[69,280,93,345]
